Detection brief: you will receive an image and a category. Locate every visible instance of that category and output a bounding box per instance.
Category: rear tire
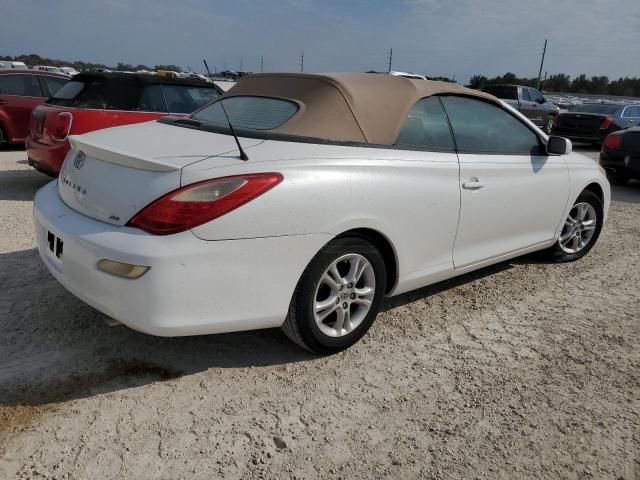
[281,236,387,354]
[546,190,603,262]
[0,126,5,146]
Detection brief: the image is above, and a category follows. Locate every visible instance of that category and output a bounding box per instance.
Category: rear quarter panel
[183,139,462,280]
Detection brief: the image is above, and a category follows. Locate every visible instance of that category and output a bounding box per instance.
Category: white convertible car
[33,73,610,353]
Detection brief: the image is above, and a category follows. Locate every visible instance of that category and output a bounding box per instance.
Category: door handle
[0,100,7,105]
[462,179,485,190]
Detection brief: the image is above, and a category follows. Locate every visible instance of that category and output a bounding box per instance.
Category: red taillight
[52,112,73,140]
[599,115,613,130]
[127,173,283,235]
[603,133,622,151]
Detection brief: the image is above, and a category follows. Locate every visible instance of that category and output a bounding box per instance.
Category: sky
[2,0,639,83]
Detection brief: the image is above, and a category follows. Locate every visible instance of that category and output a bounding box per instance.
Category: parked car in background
[600,126,640,185]
[33,65,64,74]
[58,67,79,76]
[0,69,68,146]
[552,103,640,146]
[0,61,28,69]
[390,71,427,80]
[26,71,222,176]
[33,73,609,353]
[482,84,559,133]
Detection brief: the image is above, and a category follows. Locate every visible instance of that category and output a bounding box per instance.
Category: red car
[26,72,222,176]
[0,69,68,145]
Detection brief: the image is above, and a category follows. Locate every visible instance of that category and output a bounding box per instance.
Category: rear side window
[193,96,299,130]
[43,76,67,96]
[622,106,640,118]
[441,96,540,154]
[162,85,219,114]
[47,79,143,110]
[482,86,517,100]
[395,96,454,150]
[0,74,43,97]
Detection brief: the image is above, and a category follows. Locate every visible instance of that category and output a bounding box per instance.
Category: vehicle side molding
[547,136,572,156]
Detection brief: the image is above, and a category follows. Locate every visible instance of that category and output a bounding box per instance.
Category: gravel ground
[0,146,638,480]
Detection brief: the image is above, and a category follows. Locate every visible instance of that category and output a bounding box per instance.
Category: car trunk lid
[556,112,608,131]
[57,120,263,226]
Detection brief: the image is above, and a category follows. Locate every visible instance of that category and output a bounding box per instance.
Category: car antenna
[203,59,248,161]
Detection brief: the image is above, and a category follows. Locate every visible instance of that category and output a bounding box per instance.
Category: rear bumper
[34,182,331,336]
[551,127,613,144]
[25,136,70,177]
[600,150,640,178]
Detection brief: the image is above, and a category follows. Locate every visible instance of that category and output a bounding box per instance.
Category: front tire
[281,236,387,354]
[547,190,603,262]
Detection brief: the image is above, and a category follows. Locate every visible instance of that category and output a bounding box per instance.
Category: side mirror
[537,97,545,104]
[547,136,572,155]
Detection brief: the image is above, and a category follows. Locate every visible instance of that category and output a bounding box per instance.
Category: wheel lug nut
[335,298,340,305]
[350,293,356,299]
[342,303,348,309]
[339,285,343,291]
[348,283,353,288]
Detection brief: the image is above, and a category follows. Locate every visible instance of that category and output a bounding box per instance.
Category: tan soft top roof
[225,72,499,145]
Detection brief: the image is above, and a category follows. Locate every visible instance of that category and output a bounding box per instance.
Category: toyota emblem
[74,151,86,169]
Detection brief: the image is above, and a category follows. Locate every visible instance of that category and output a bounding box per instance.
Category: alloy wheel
[313,253,376,338]
[558,202,597,254]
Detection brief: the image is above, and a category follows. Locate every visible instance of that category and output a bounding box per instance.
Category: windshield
[192,96,299,130]
[568,103,621,114]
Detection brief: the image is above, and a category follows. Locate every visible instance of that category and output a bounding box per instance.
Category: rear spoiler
[68,136,180,172]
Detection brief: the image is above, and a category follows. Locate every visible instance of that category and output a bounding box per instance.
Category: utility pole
[387,48,393,73]
[299,52,304,72]
[536,39,547,90]
[240,57,243,72]
[261,55,264,73]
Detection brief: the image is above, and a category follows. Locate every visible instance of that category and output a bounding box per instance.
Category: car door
[526,88,546,126]
[439,95,570,268]
[0,73,46,141]
[393,96,462,274]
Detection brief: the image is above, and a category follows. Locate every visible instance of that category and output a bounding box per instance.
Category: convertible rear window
[192,96,299,130]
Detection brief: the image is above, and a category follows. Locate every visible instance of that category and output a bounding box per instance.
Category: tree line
[468,72,640,97]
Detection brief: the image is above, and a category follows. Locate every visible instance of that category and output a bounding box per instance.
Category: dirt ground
[0,146,638,480]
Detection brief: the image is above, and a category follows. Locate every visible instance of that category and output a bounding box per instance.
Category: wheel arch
[335,227,399,295]
[583,182,604,204]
